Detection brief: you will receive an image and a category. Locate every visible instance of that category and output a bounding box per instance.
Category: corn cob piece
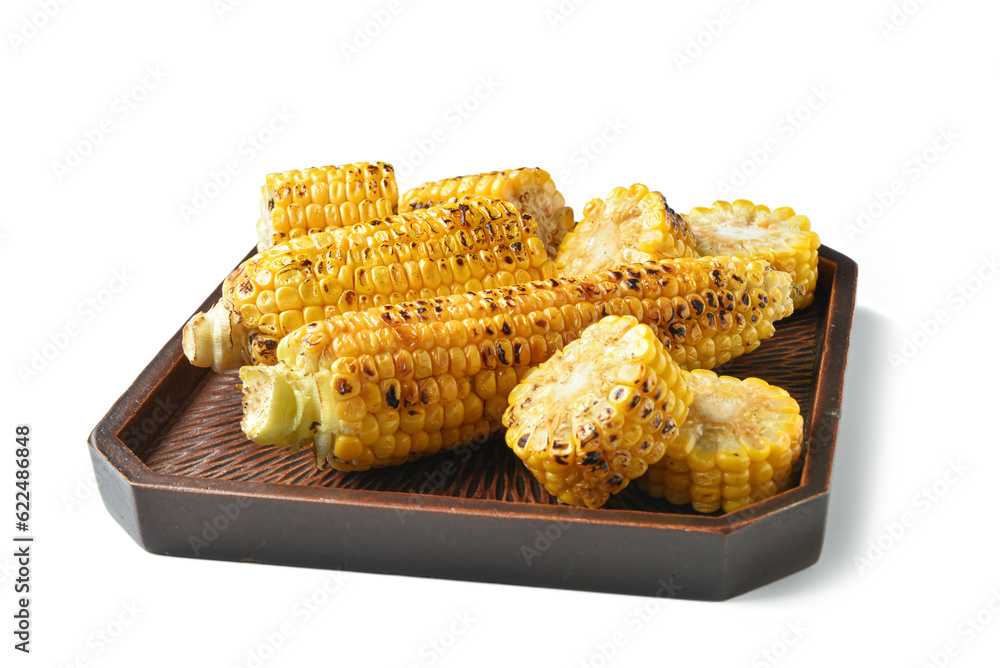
[685,200,820,309]
[257,162,399,252]
[639,370,804,513]
[555,184,698,277]
[184,198,556,372]
[238,256,795,471]
[502,316,693,508]
[400,168,573,259]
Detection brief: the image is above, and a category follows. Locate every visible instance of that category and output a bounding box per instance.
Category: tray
[89,246,857,600]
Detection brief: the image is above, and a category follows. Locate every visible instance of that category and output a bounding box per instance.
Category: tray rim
[89,245,857,537]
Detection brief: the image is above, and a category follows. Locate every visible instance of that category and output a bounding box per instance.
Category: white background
[3,0,999,665]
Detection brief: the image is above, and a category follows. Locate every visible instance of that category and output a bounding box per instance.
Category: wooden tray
[89,246,857,600]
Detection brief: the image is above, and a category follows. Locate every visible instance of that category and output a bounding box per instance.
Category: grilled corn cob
[400,168,573,259]
[184,198,556,371]
[639,370,804,513]
[238,256,794,471]
[555,184,698,277]
[502,316,693,508]
[257,162,399,252]
[685,200,820,309]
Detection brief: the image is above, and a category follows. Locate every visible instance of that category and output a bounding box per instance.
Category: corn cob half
[555,184,698,277]
[502,316,693,509]
[238,256,795,472]
[685,200,820,309]
[639,370,804,513]
[184,198,556,372]
[400,168,573,259]
[257,162,399,252]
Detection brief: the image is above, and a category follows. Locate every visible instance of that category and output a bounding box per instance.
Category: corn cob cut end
[502,315,693,509]
[255,218,271,253]
[555,184,697,277]
[685,200,821,309]
[239,363,337,457]
[640,369,804,514]
[182,302,240,372]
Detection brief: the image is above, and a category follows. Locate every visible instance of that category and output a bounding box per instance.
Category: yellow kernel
[335,396,366,422]
[372,435,395,459]
[333,435,364,461]
[425,404,444,432]
[442,400,465,428]
[256,290,279,314]
[409,431,429,454]
[474,370,497,399]
[392,432,411,458]
[463,394,484,423]
[400,409,426,434]
[357,414,380,446]
[275,286,302,311]
[278,310,305,334]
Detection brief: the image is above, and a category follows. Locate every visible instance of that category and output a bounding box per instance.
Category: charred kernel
[576,422,598,445]
[384,382,400,408]
[333,374,358,396]
[582,451,603,465]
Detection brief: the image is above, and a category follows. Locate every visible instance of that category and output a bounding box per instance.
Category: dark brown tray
[89,246,856,600]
